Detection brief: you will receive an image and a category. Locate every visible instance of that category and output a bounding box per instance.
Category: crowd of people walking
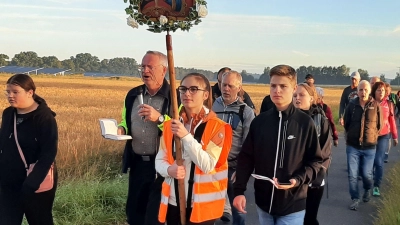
[0,50,399,225]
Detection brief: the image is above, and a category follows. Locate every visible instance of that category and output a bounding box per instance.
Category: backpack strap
[238,104,245,124]
[215,104,246,124]
[186,123,206,209]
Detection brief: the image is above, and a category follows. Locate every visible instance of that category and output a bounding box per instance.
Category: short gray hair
[145,51,168,67]
[222,70,242,86]
[358,80,371,90]
[315,87,324,98]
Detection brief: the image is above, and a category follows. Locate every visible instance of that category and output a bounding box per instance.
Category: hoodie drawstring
[270,111,283,213]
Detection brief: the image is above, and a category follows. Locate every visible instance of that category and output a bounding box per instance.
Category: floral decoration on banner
[124,0,207,33]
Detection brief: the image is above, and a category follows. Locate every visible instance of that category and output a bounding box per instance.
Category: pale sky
[0,0,399,78]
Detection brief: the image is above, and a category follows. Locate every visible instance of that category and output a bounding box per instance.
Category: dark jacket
[0,96,58,193]
[260,95,274,113]
[303,105,332,186]
[339,85,358,118]
[121,79,171,173]
[318,102,339,141]
[344,96,383,149]
[212,83,255,110]
[234,103,322,216]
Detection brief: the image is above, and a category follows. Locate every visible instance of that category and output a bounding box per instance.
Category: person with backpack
[233,65,322,224]
[155,73,232,224]
[293,83,332,225]
[370,82,398,197]
[316,87,339,147]
[0,74,58,225]
[212,67,256,113]
[344,80,383,210]
[212,70,255,224]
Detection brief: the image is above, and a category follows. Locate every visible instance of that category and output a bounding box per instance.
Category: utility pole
[398,67,400,87]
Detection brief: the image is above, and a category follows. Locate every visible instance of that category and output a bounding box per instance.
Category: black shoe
[221,212,232,222]
[363,190,371,202]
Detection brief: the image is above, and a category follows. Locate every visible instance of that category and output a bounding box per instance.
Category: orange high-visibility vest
[158,117,232,223]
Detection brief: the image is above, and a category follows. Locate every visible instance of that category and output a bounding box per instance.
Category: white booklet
[99,118,132,140]
[251,174,276,185]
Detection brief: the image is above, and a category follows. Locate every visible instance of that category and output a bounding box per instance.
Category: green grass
[53,177,128,225]
[374,161,400,225]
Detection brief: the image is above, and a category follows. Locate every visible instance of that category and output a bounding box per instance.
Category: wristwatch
[158,115,165,124]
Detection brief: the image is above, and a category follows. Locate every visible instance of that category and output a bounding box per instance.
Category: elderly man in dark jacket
[344,80,383,210]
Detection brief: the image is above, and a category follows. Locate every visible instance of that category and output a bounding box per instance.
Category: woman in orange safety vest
[156,73,232,225]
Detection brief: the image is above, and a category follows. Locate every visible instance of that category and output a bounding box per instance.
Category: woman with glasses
[0,74,58,225]
[293,83,332,225]
[156,73,232,224]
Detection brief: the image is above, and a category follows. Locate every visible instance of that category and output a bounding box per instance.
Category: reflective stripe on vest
[158,118,232,223]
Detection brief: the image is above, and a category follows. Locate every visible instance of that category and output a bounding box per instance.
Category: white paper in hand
[251,174,276,185]
[99,118,132,140]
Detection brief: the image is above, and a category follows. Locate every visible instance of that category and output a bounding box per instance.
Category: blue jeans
[256,206,305,225]
[374,134,390,187]
[227,168,246,225]
[346,145,375,200]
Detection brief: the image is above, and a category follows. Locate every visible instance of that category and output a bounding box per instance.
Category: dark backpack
[215,105,245,130]
[312,108,333,169]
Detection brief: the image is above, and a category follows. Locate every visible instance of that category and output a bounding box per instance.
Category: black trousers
[166,204,216,225]
[0,177,57,225]
[126,155,162,225]
[304,185,325,225]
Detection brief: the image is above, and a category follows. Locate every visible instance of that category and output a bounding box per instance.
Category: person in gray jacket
[212,70,255,225]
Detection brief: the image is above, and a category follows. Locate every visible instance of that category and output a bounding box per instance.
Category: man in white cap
[339,71,361,126]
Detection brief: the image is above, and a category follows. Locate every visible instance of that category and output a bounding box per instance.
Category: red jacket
[379,99,398,139]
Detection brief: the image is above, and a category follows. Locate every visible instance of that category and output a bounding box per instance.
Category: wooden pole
[166,31,186,225]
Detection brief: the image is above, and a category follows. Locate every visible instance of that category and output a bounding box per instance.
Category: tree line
[1,52,399,85]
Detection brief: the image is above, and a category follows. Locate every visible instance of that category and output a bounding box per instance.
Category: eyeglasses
[138,64,163,72]
[178,86,207,94]
[4,90,25,97]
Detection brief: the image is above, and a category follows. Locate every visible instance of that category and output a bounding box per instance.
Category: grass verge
[53,177,128,225]
[374,162,400,225]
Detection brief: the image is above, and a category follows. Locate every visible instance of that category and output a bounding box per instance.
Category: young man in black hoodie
[233,65,322,224]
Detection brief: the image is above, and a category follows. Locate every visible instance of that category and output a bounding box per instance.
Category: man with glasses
[212,67,256,112]
[117,51,171,225]
[212,71,255,224]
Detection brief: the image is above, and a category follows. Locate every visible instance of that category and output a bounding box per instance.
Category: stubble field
[0,74,345,224]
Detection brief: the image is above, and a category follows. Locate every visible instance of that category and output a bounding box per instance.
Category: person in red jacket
[371,82,398,196]
[316,87,339,147]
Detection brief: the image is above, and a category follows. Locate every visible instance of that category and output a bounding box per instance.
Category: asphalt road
[216,132,400,225]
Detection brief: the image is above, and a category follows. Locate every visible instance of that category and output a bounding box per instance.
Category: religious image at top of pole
[124,0,208,33]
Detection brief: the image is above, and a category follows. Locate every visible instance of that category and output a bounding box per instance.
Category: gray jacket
[212,96,255,168]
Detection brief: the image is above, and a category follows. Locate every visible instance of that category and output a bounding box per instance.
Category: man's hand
[138,104,161,122]
[167,161,186,179]
[117,126,125,135]
[339,118,344,126]
[233,195,247,213]
[273,178,297,190]
[171,119,189,139]
[334,140,339,147]
[394,139,398,146]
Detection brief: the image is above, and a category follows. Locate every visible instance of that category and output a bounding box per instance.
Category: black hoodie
[0,96,58,193]
[234,103,322,216]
